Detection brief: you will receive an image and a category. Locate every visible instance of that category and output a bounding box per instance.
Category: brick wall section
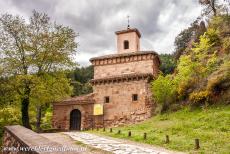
[2,125,69,154]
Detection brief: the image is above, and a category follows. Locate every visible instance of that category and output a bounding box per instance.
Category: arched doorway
[70,109,81,130]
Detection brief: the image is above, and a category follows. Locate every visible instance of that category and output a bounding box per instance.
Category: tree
[71,66,94,83]
[174,19,206,59]
[199,0,230,16]
[174,15,229,103]
[67,66,93,96]
[151,74,177,113]
[199,0,218,16]
[159,54,176,75]
[0,11,77,129]
[29,72,72,131]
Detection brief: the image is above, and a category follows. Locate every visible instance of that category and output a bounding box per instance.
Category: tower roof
[115,28,141,38]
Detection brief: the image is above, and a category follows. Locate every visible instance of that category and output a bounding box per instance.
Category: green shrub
[189,91,211,107]
[151,74,177,113]
[41,107,53,129]
[222,38,230,54]
[0,106,21,146]
[207,61,230,94]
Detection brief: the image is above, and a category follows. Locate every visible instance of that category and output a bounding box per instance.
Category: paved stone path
[64,132,183,154]
[40,133,109,154]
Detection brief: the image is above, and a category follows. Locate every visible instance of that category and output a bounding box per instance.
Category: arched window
[124,40,129,49]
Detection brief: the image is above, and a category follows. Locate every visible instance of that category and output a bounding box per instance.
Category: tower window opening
[132,94,138,101]
[124,40,129,49]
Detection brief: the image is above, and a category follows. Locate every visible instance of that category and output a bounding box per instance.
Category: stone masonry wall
[52,104,93,130]
[2,125,67,154]
[93,79,155,127]
[117,31,140,53]
[3,129,38,154]
[94,59,155,79]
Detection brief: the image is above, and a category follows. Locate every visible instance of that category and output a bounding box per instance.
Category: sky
[0,0,202,66]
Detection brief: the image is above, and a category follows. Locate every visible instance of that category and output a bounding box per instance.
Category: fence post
[195,138,200,149]
[117,130,121,134]
[103,127,105,132]
[165,135,169,143]
[128,131,131,137]
[110,128,112,133]
[143,133,147,140]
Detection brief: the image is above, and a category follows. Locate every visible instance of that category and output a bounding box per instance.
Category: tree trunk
[36,105,42,132]
[211,0,217,16]
[21,84,32,129]
[161,101,169,114]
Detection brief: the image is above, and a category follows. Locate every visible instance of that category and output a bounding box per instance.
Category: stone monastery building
[52,27,160,130]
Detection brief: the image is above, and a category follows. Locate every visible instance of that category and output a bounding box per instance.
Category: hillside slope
[89,106,230,153]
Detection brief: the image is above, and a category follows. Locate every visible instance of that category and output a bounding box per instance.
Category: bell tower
[115,28,141,54]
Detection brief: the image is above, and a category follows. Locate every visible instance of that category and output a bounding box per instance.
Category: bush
[177,78,196,100]
[189,91,211,107]
[41,106,53,129]
[151,74,177,113]
[207,61,230,94]
[222,38,230,54]
[0,106,21,146]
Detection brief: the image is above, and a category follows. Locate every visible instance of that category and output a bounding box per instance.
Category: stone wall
[116,31,140,53]
[94,59,155,79]
[93,79,155,127]
[2,125,67,154]
[91,52,160,79]
[52,103,93,130]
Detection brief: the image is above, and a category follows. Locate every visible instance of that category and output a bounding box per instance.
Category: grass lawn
[87,105,230,154]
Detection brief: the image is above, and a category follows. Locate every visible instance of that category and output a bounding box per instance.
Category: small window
[132,94,138,101]
[124,40,129,49]
[104,96,110,103]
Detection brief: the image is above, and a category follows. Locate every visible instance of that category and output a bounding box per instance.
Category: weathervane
[127,15,130,29]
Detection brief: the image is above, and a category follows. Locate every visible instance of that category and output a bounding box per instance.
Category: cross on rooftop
[127,15,130,29]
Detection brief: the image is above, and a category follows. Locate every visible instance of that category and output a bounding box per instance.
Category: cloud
[0,0,202,66]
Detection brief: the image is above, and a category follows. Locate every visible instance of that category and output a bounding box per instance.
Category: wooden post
[92,116,94,130]
[165,135,169,143]
[128,131,131,137]
[143,133,147,140]
[117,130,121,134]
[110,128,112,133]
[103,127,105,131]
[195,139,200,149]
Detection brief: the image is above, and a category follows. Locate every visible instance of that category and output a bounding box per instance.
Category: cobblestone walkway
[64,132,183,154]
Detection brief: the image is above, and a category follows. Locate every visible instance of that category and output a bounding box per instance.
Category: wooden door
[70,109,81,130]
